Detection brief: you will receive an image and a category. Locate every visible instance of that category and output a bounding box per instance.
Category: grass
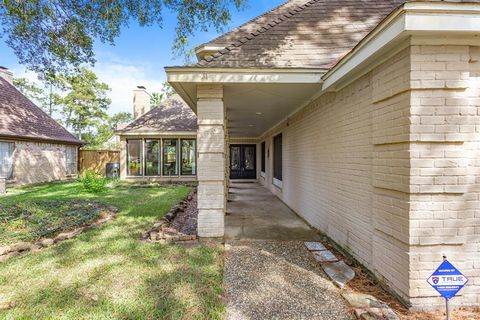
[0,182,225,320]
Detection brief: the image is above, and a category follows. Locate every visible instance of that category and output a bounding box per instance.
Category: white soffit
[322,2,480,91]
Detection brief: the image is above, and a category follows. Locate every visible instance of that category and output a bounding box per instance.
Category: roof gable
[119,95,197,134]
[0,77,82,144]
[197,0,405,69]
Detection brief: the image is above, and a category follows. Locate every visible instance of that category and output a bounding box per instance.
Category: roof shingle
[0,77,82,144]
[118,95,197,134]
[197,0,406,69]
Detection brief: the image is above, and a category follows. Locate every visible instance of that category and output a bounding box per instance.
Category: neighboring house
[117,88,197,181]
[0,67,82,186]
[162,0,480,310]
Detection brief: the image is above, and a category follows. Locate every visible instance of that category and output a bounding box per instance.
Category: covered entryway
[229,144,256,180]
[225,182,319,240]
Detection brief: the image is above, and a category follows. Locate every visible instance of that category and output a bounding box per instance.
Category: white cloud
[9,56,168,117]
[93,59,167,116]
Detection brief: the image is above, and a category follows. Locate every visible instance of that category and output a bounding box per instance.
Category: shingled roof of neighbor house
[0,77,82,145]
[196,0,480,69]
[118,94,197,134]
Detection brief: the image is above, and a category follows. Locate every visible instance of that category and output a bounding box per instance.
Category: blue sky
[0,0,285,116]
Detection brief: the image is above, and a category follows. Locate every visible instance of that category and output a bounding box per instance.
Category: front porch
[225,182,320,241]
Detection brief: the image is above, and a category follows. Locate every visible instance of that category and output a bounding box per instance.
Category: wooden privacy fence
[79,150,120,175]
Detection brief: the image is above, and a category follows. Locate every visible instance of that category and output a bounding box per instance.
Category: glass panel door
[229,145,256,179]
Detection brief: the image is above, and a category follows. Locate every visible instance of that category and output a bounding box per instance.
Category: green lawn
[0,182,225,320]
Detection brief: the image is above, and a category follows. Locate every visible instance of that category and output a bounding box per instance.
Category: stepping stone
[322,261,355,288]
[313,250,338,263]
[342,293,387,309]
[304,242,327,251]
[355,307,399,320]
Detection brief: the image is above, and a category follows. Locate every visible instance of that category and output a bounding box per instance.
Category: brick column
[196,85,226,237]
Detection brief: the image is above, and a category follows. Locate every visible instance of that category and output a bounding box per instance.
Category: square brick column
[196,85,226,238]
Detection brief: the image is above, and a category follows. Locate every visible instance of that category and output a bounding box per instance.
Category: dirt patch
[316,236,480,320]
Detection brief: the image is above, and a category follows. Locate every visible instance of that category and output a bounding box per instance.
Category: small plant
[79,169,107,193]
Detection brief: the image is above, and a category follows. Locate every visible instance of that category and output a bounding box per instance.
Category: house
[162,0,480,310]
[117,87,197,181]
[0,67,82,186]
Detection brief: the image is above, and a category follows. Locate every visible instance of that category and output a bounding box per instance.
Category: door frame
[229,144,257,180]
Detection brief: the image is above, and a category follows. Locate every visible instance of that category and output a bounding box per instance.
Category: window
[0,142,14,180]
[163,139,178,176]
[127,139,143,176]
[65,146,77,175]
[261,141,266,173]
[181,139,196,175]
[145,139,160,176]
[273,134,282,182]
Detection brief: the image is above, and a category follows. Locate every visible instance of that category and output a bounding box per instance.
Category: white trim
[120,132,196,137]
[166,67,325,84]
[273,178,283,189]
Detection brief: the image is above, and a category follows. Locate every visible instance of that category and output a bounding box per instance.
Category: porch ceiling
[225,83,322,137]
[173,82,322,137]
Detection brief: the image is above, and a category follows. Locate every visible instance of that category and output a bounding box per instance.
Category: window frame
[65,145,78,176]
[0,141,15,180]
[261,141,266,174]
[162,139,179,176]
[180,138,197,176]
[127,139,144,177]
[273,133,283,188]
[144,139,161,176]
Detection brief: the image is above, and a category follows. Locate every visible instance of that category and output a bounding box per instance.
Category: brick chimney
[133,86,151,119]
[0,66,13,84]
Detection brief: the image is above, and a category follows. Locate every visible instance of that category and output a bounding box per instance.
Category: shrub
[79,169,107,193]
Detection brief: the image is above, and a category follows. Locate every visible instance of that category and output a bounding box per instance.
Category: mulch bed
[142,188,198,244]
[316,235,480,320]
[0,200,118,263]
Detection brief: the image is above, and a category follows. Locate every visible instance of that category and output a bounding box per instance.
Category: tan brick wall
[258,39,480,309]
[8,140,77,186]
[196,85,226,237]
[407,42,480,309]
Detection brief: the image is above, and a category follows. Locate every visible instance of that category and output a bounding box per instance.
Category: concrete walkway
[224,182,354,320]
[225,182,320,240]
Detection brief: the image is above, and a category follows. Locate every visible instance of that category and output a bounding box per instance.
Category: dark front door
[230,144,256,179]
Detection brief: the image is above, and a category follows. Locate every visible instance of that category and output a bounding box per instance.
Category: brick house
[118,0,480,310]
[0,68,82,186]
[117,88,198,182]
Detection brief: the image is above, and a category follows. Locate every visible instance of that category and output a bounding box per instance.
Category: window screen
[0,142,14,180]
[65,146,77,175]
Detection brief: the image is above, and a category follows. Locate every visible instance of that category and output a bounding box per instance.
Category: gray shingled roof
[0,77,82,144]
[197,0,406,69]
[118,94,197,134]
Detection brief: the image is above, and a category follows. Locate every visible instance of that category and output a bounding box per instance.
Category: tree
[82,112,133,150]
[150,81,175,107]
[13,77,62,117]
[59,68,111,140]
[0,0,246,77]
